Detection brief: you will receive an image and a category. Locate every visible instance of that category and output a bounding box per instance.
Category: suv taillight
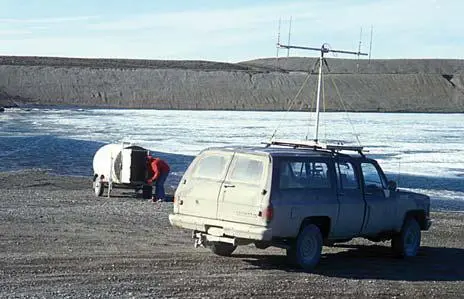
[262,205,273,222]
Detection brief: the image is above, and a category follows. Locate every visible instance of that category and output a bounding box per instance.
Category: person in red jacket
[146,156,170,202]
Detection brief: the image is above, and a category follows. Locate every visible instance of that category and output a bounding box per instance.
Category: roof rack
[263,139,365,155]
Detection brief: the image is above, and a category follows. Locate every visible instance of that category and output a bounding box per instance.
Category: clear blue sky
[0,0,462,62]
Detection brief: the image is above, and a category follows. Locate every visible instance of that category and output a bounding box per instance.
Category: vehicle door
[360,161,397,234]
[177,151,234,219]
[332,159,365,238]
[272,157,338,236]
[217,153,270,226]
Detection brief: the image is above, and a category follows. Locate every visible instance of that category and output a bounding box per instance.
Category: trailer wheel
[142,185,152,199]
[93,178,104,197]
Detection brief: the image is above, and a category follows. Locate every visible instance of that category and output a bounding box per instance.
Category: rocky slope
[0,56,463,112]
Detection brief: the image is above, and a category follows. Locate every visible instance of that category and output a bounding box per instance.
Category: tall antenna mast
[358,27,363,58]
[287,17,292,57]
[368,25,374,63]
[357,27,363,72]
[275,18,282,69]
[277,41,368,143]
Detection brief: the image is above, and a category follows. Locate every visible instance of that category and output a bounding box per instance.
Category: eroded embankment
[0,56,463,112]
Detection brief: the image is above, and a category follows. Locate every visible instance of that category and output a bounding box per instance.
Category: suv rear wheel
[287,224,323,270]
[209,242,237,257]
[392,218,421,257]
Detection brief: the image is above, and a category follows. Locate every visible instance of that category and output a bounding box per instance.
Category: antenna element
[276,42,368,143]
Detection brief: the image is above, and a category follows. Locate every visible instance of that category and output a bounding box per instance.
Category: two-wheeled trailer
[92,143,152,198]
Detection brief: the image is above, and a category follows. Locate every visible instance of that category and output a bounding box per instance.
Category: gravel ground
[1,170,463,298]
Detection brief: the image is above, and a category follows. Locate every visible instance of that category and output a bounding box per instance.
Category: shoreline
[2,105,464,114]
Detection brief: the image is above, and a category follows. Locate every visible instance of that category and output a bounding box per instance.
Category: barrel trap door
[130,149,149,183]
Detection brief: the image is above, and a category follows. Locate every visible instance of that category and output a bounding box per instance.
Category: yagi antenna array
[277,42,368,58]
[275,18,370,59]
[274,18,368,142]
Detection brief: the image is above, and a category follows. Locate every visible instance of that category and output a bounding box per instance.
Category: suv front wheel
[391,217,421,257]
[287,224,323,270]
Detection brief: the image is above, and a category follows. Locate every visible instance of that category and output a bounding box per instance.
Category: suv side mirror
[387,180,397,191]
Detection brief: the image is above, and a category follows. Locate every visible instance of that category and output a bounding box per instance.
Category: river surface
[1,108,463,211]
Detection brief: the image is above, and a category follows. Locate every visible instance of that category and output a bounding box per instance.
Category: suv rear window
[191,155,230,179]
[279,159,331,189]
[229,156,264,184]
[336,162,359,190]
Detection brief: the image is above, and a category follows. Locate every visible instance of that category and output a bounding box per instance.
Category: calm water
[1,108,463,211]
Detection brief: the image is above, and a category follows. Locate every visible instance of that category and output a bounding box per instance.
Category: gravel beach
[1,170,463,298]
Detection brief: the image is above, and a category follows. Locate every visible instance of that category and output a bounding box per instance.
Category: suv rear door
[273,156,338,236]
[332,158,365,237]
[217,153,270,226]
[177,151,234,219]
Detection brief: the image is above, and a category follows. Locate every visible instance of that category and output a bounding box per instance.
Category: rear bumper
[169,213,272,241]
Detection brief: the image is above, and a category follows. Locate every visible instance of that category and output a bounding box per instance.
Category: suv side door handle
[224,184,235,188]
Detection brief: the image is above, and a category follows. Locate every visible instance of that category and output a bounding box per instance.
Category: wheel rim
[404,224,420,256]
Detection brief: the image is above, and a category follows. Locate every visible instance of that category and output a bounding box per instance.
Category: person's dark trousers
[154,170,169,201]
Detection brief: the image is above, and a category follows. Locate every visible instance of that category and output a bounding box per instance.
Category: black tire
[254,241,270,250]
[93,179,104,197]
[392,218,421,257]
[142,185,152,199]
[286,246,297,265]
[288,224,323,270]
[209,242,237,257]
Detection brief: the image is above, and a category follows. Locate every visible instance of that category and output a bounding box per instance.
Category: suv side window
[279,159,331,189]
[191,155,230,179]
[229,156,264,184]
[336,162,359,189]
[361,162,386,189]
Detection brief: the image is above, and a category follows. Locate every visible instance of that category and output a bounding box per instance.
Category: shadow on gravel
[115,191,175,202]
[237,245,464,281]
